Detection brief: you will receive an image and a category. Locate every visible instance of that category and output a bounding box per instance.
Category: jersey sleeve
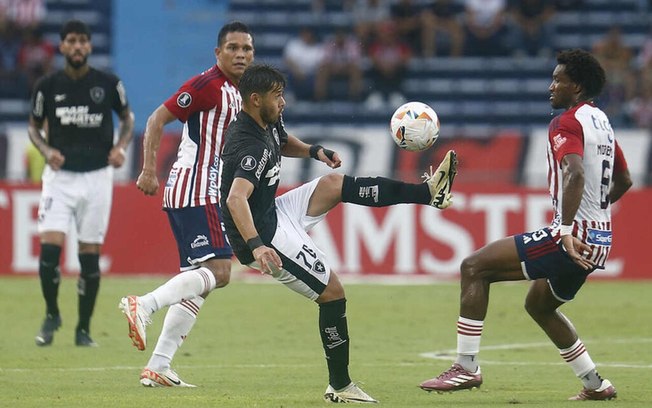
[30,75,49,123]
[111,77,130,114]
[613,140,628,174]
[163,77,219,123]
[276,115,289,145]
[550,113,584,162]
[232,139,270,187]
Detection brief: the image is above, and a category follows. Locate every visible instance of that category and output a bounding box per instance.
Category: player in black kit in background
[27,20,134,347]
[220,64,457,403]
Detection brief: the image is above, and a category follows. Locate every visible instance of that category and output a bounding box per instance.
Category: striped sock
[559,338,601,389]
[455,316,484,372]
[141,267,216,314]
[148,296,204,371]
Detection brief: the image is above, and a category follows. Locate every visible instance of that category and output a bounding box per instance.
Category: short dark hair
[217,21,253,47]
[557,49,606,99]
[239,64,286,101]
[60,20,91,41]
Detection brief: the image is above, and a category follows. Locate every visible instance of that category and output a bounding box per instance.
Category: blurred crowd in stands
[282,0,652,128]
[0,0,53,99]
[3,0,652,130]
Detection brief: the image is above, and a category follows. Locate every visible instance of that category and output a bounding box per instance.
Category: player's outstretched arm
[281,134,341,169]
[136,105,177,195]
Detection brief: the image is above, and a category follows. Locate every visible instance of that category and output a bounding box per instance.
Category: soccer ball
[390,101,440,152]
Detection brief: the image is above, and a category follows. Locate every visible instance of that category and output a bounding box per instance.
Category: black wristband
[246,236,264,251]
[309,144,323,159]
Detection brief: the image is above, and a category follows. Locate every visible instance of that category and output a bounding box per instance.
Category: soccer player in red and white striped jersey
[420,49,632,401]
[119,21,254,388]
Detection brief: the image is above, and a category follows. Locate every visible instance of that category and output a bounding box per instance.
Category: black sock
[39,243,61,317]
[319,298,351,390]
[341,175,430,207]
[77,253,100,333]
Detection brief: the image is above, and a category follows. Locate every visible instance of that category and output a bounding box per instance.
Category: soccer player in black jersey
[27,20,134,347]
[220,64,457,403]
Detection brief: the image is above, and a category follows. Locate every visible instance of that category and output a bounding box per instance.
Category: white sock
[559,338,601,389]
[455,316,484,372]
[140,267,216,314]
[147,296,205,371]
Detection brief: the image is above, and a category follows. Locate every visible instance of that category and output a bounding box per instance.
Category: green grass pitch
[0,276,650,407]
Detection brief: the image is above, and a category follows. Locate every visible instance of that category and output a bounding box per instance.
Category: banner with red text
[1,182,648,279]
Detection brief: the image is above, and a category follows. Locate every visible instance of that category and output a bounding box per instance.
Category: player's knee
[211,264,232,288]
[78,253,101,280]
[320,173,344,198]
[39,243,62,279]
[460,255,481,280]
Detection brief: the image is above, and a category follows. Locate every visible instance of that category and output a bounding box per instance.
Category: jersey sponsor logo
[190,234,209,249]
[265,163,281,186]
[255,149,269,179]
[55,106,103,127]
[54,94,66,102]
[177,92,192,108]
[586,229,611,246]
[552,133,567,151]
[90,87,105,104]
[208,152,220,198]
[241,155,257,171]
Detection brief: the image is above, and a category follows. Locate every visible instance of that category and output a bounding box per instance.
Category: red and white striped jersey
[162,65,242,209]
[546,101,628,267]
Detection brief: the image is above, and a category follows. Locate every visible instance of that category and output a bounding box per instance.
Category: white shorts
[249,177,330,301]
[38,165,114,244]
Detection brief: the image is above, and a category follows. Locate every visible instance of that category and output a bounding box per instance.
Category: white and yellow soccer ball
[390,101,440,152]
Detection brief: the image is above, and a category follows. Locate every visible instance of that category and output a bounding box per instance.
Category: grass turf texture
[0,276,650,407]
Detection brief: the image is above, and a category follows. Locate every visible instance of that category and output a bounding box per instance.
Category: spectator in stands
[390,0,422,55]
[18,25,54,95]
[0,18,27,98]
[351,0,391,50]
[283,26,324,101]
[462,0,511,57]
[2,0,46,32]
[626,79,652,128]
[553,0,584,10]
[421,0,465,57]
[510,0,556,57]
[365,20,411,110]
[315,28,364,101]
[592,26,636,125]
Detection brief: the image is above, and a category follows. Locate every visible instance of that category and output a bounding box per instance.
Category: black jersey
[30,67,130,172]
[220,110,288,265]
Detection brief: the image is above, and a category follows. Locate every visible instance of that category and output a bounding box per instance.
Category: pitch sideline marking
[1,338,651,373]
[419,337,652,369]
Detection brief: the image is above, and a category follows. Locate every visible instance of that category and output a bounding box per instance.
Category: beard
[260,106,279,125]
[66,54,87,69]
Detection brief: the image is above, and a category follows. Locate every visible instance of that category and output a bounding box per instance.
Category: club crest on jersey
[90,87,105,104]
[241,155,257,171]
[313,260,326,274]
[272,128,280,145]
[177,92,192,108]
